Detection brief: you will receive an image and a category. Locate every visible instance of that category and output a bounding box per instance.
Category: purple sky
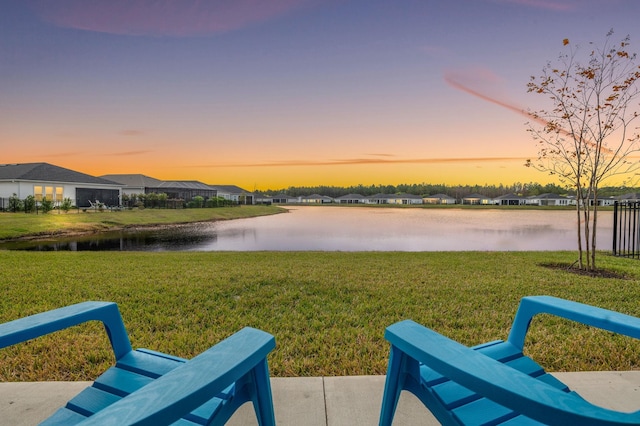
[2,0,638,188]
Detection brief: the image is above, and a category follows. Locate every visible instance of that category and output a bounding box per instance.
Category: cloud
[107,150,153,157]
[444,66,580,132]
[41,151,86,158]
[491,0,574,11]
[443,68,526,117]
[444,67,616,154]
[26,0,322,37]
[194,156,526,168]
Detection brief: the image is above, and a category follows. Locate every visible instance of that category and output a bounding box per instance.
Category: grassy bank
[1,251,639,381]
[0,205,285,240]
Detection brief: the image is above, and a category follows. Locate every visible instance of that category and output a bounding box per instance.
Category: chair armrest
[77,327,275,426]
[386,320,640,426]
[507,296,640,350]
[0,302,132,360]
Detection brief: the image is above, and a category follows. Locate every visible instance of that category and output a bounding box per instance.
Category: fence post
[613,201,618,256]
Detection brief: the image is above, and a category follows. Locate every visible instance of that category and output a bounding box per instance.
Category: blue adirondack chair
[0,301,276,425]
[379,295,640,426]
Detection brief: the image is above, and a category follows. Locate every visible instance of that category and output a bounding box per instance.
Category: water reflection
[0,207,613,252]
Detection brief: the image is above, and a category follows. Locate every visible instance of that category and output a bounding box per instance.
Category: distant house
[100,174,163,196]
[577,195,616,207]
[102,174,218,203]
[1,163,122,208]
[368,193,423,205]
[398,193,424,205]
[255,194,273,205]
[494,193,525,206]
[210,185,255,205]
[599,197,616,206]
[617,193,640,202]
[462,193,494,205]
[270,194,298,204]
[367,193,395,204]
[301,194,333,204]
[151,181,218,201]
[335,194,367,204]
[423,194,457,204]
[527,193,570,206]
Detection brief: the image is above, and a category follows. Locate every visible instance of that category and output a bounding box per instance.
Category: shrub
[188,196,204,208]
[60,198,73,213]
[40,198,54,213]
[8,193,22,213]
[24,195,36,213]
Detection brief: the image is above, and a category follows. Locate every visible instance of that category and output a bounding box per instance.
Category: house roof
[336,193,366,199]
[424,193,455,199]
[155,180,213,190]
[494,193,524,200]
[99,174,164,187]
[463,193,490,199]
[528,193,567,199]
[271,193,297,199]
[0,163,119,186]
[617,193,640,200]
[369,193,422,199]
[396,193,423,199]
[210,185,252,194]
[302,194,333,200]
[368,193,395,199]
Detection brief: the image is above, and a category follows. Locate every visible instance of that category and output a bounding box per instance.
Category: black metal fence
[613,200,640,259]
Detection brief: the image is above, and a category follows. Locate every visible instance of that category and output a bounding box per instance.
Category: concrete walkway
[2,372,640,425]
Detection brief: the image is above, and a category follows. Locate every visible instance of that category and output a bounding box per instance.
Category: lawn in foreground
[1,250,639,381]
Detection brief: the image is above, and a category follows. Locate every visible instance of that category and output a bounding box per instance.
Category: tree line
[258,182,638,199]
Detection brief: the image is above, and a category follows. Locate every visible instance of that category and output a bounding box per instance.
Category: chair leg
[379,346,406,426]
[252,359,276,426]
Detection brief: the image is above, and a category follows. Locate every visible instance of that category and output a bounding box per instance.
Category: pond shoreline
[0,205,287,243]
[4,221,213,243]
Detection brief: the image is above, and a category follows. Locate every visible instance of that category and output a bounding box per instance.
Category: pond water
[1,206,614,252]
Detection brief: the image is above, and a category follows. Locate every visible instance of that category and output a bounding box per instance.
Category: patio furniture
[0,301,276,425]
[379,295,640,425]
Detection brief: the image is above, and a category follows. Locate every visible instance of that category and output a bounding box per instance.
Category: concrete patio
[2,372,640,425]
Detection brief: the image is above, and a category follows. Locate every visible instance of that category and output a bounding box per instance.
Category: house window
[55,187,64,202]
[34,185,43,201]
[45,186,54,201]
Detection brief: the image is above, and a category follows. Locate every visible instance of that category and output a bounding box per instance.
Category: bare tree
[526,31,640,271]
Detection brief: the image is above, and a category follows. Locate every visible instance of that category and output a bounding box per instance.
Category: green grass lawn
[1,250,639,381]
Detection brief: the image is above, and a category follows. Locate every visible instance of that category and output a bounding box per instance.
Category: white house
[423,194,457,204]
[368,193,423,205]
[1,163,123,208]
[301,194,333,204]
[367,193,395,204]
[617,193,640,202]
[396,193,424,205]
[526,193,570,206]
[494,193,525,206]
[335,194,367,204]
[210,185,255,205]
[462,193,494,205]
[270,194,299,204]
